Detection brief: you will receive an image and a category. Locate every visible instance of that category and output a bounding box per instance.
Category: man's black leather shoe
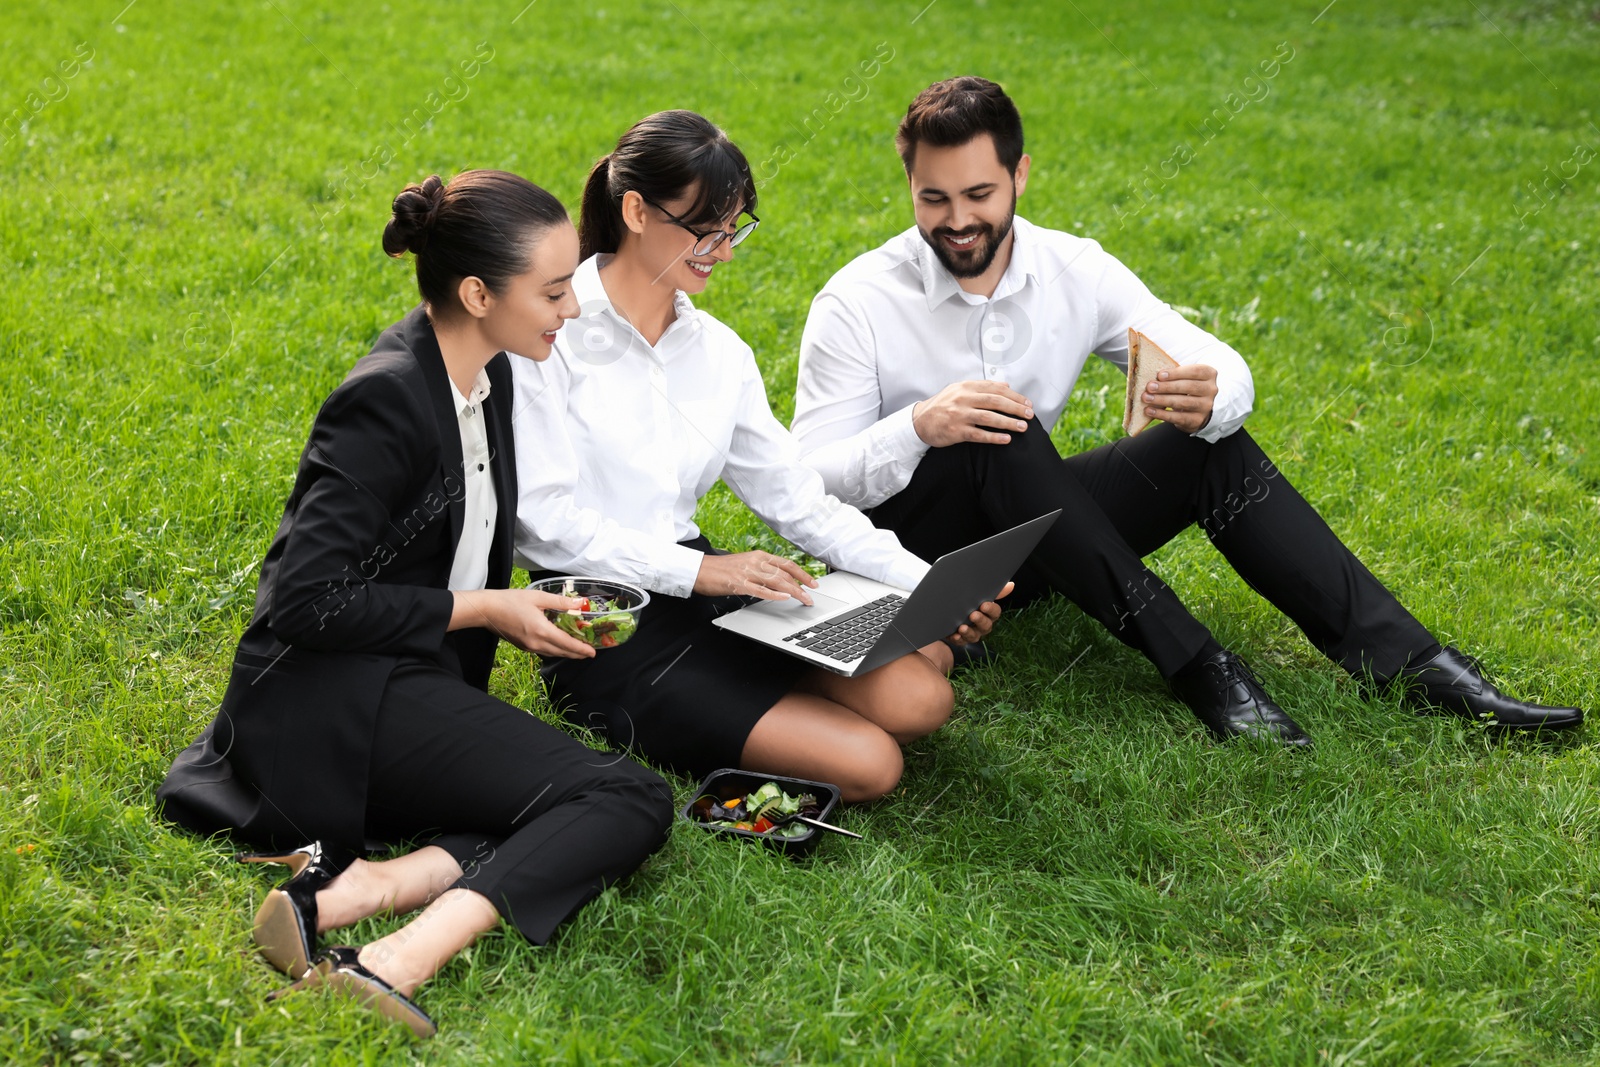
[1396,646,1584,732]
[1169,649,1313,748]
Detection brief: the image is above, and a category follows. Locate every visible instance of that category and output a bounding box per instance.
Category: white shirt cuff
[1191,369,1250,442]
[654,543,707,600]
[884,402,932,463]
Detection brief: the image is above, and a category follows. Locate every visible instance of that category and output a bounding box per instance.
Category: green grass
[4,0,1599,1063]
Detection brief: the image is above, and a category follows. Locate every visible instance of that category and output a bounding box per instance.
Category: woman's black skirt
[539,548,811,780]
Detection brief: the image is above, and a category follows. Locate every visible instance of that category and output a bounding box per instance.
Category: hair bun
[382,174,447,258]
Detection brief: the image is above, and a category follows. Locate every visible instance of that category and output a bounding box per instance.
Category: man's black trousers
[866,419,1438,681]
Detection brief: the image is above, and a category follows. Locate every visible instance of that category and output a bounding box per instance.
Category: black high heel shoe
[236,841,347,978]
[267,946,437,1038]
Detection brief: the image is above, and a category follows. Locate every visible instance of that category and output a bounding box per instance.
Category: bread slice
[1123,328,1180,436]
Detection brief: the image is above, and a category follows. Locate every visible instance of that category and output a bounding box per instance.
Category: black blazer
[157,306,517,852]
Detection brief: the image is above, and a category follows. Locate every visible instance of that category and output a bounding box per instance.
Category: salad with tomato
[549,580,640,648]
[689,780,820,839]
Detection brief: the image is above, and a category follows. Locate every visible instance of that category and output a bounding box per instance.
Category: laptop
[712,510,1060,676]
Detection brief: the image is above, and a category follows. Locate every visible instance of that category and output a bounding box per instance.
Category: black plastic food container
[680,768,845,857]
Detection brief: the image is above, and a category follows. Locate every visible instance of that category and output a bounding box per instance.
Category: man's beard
[918,193,1017,279]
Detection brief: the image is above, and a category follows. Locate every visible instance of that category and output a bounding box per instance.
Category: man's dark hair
[895,76,1025,173]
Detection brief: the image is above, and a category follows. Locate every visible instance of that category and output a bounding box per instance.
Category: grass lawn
[4,0,1599,1062]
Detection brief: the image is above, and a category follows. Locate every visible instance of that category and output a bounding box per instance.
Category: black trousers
[868,419,1438,681]
[363,661,675,945]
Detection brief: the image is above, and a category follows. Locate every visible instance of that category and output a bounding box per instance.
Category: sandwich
[1123,328,1179,436]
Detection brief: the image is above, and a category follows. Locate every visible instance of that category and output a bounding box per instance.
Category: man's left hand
[1144,363,1217,434]
[947,581,1013,645]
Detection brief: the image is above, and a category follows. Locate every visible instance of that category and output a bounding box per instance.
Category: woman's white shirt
[446,367,496,592]
[510,254,930,598]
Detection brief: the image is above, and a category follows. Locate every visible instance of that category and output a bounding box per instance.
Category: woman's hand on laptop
[695,551,819,606]
[946,581,1013,645]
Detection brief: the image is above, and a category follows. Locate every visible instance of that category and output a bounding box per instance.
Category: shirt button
[478,463,485,472]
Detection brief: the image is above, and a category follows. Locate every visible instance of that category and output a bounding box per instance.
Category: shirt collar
[451,368,492,416]
[916,214,1040,311]
[572,252,610,308]
[1005,216,1042,289]
[573,253,700,354]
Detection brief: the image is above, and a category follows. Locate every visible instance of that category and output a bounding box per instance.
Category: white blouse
[510,254,930,598]
[446,368,496,592]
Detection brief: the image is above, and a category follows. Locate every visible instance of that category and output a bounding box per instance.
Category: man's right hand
[911,380,1035,447]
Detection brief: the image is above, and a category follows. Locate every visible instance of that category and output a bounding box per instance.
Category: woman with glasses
[511,111,1006,802]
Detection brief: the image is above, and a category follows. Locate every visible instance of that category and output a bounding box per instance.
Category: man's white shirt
[510,254,930,598]
[791,216,1255,509]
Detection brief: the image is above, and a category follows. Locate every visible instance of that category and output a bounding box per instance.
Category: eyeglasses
[638,194,759,257]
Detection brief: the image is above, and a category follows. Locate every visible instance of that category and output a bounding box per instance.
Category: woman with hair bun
[513,112,1008,803]
[156,170,675,1037]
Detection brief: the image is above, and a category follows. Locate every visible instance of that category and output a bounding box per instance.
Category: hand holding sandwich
[1125,329,1217,436]
[1142,364,1217,434]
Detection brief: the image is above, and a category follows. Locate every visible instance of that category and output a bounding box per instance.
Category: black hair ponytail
[578,154,622,262]
[577,110,756,262]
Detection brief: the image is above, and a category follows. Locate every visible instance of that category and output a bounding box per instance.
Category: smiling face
[622,186,746,295]
[907,133,1030,280]
[469,220,581,360]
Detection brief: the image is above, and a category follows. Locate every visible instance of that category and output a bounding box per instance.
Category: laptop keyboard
[783,594,906,662]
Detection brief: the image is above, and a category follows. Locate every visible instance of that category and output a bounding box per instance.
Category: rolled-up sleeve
[1091,249,1254,442]
[792,290,931,508]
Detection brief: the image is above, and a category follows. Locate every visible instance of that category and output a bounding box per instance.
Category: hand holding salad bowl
[448,586,601,659]
[528,577,649,649]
